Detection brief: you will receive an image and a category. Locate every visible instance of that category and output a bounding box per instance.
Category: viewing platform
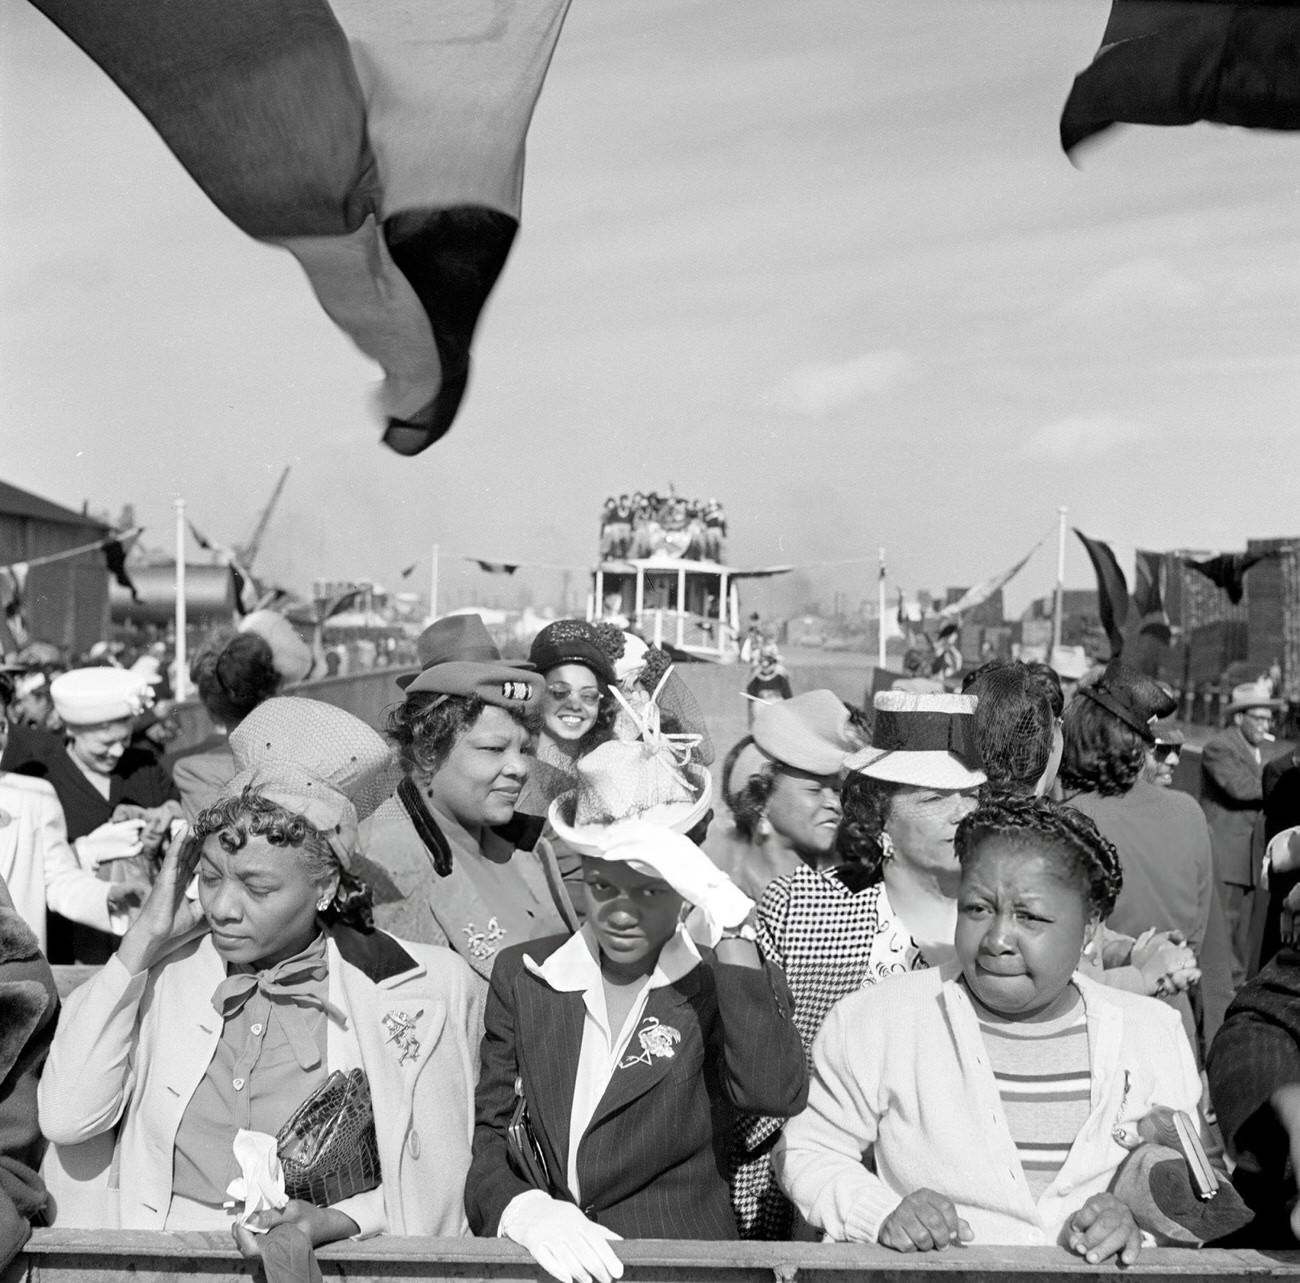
[15,1231,1300,1283]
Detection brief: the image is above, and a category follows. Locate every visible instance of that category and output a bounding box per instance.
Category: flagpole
[1052,506,1067,653]
[174,498,188,702]
[429,543,439,621]
[877,547,887,669]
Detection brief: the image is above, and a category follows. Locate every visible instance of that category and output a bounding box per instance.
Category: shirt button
[251,1023,264,1036]
[408,1130,421,1159]
[1060,1182,1073,1195]
[233,1078,246,1091]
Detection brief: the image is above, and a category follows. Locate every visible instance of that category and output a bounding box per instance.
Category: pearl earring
[757,814,773,840]
[879,832,896,861]
[316,896,331,912]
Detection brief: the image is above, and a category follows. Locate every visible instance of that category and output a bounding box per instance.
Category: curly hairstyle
[954,791,1122,918]
[385,692,538,777]
[1057,692,1146,797]
[721,735,775,839]
[191,629,280,728]
[834,771,901,886]
[193,787,374,931]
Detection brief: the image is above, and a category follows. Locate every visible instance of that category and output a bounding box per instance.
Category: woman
[1059,659,1235,1051]
[173,613,315,821]
[38,696,482,1245]
[707,690,861,902]
[467,820,806,1280]
[0,675,145,953]
[356,614,577,985]
[516,619,618,815]
[775,793,1205,1264]
[4,667,177,963]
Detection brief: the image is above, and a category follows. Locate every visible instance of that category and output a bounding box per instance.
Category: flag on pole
[1183,548,1279,604]
[1074,530,1130,658]
[189,520,259,613]
[1133,550,1172,644]
[400,562,418,579]
[937,534,1049,620]
[29,0,573,457]
[1061,0,1300,155]
[0,565,29,649]
[469,559,521,576]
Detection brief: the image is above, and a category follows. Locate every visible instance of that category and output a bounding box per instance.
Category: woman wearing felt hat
[1060,660,1236,1054]
[708,690,863,903]
[354,615,578,986]
[39,697,483,1251]
[3,666,179,963]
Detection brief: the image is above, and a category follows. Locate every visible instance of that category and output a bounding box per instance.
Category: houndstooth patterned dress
[729,866,928,1239]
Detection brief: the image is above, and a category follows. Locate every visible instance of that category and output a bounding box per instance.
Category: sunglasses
[1153,743,1181,763]
[545,684,601,709]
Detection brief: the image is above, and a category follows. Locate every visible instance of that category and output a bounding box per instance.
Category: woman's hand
[1067,1192,1141,1265]
[114,834,205,975]
[877,1189,973,1252]
[232,1201,359,1258]
[1130,929,1200,996]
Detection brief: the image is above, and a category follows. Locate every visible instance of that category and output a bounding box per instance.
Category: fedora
[1223,680,1283,717]
[751,689,858,777]
[398,613,540,708]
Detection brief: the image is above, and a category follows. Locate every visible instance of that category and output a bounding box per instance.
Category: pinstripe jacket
[466,934,806,1240]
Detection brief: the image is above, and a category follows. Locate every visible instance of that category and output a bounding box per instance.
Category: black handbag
[506,1076,552,1193]
[275,1068,381,1206]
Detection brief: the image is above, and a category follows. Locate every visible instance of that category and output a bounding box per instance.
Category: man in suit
[1201,681,1284,984]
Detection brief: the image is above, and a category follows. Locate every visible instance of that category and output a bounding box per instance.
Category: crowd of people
[599,492,728,562]
[1,612,1299,1277]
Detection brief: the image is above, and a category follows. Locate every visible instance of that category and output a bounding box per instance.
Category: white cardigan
[773,965,1202,1246]
[38,928,483,1236]
[0,773,113,951]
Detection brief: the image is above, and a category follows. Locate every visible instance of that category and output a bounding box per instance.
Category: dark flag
[29,0,573,457]
[470,560,520,576]
[400,562,418,579]
[1183,548,1278,604]
[1062,1,1300,155]
[102,537,141,602]
[1075,530,1130,658]
[1133,549,1172,644]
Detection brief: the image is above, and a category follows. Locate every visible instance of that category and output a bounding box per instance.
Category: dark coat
[466,934,807,1241]
[1200,724,1264,887]
[0,887,59,1268]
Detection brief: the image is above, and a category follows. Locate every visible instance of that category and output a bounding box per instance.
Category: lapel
[1230,726,1259,771]
[585,969,702,1134]
[330,937,444,1165]
[56,751,113,825]
[515,965,585,1183]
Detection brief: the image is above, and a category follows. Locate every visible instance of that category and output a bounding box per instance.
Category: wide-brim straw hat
[548,740,713,856]
[846,691,985,790]
[1223,680,1284,716]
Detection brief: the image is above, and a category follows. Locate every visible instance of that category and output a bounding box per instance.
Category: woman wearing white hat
[3,666,176,963]
[39,697,482,1252]
[731,691,985,1238]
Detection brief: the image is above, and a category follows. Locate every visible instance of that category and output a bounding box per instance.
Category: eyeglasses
[1153,743,1180,762]
[1243,711,1274,725]
[545,684,601,709]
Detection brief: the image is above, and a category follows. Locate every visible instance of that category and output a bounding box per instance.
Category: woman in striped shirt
[775,793,1205,1266]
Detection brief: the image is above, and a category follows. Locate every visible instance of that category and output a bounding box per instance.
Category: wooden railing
[13,1230,1299,1283]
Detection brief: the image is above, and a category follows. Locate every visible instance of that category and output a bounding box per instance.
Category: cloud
[1054,258,1206,323]
[762,350,915,418]
[1017,414,1155,461]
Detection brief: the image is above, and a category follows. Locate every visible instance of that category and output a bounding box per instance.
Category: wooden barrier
[14,1230,1300,1283]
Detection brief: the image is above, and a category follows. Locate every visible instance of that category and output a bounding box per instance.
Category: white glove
[499,1190,623,1283]
[594,820,753,947]
[73,819,145,871]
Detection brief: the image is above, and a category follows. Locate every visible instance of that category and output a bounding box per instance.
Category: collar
[524,922,701,993]
[329,923,420,984]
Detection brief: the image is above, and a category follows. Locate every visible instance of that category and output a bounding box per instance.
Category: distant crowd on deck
[1,607,1299,1278]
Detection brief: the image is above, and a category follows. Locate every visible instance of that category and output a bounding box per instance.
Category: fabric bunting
[1062,0,1300,154]
[1133,549,1172,644]
[1183,548,1279,604]
[28,0,574,457]
[937,533,1049,620]
[1074,530,1130,659]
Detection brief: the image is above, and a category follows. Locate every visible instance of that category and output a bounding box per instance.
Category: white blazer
[38,926,483,1235]
[0,773,112,952]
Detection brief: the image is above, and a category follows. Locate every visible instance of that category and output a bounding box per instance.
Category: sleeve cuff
[838,1185,904,1243]
[498,1188,554,1240]
[331,1186,386,1239]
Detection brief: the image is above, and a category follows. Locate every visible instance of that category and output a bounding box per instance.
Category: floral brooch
[618,1016,681,1070]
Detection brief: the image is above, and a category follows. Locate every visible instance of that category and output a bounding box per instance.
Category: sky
[2,0,1297,623]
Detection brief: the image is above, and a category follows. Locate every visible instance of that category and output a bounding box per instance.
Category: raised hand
[114,833,206,974]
